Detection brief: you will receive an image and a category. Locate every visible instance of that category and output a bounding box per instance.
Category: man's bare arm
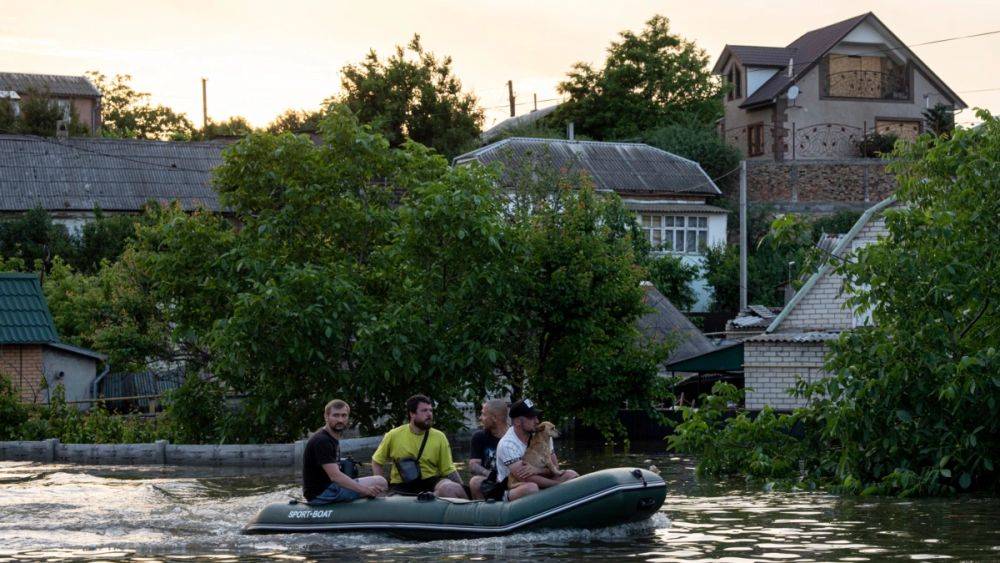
[445,470,464,485]
[468,458,491,477]
[322,463,383,496]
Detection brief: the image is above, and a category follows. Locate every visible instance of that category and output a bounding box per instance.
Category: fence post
[155,440,167,464]
[44,438,59,462]
[791,122,796,160]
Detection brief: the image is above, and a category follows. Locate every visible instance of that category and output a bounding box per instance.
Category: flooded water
[1,442,999,561]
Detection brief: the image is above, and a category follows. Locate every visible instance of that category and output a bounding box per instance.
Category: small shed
[0,273,105,407]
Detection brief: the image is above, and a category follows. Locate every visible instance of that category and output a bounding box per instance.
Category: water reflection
[1,443,998,561]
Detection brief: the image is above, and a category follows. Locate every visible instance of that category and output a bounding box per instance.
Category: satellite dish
[787,85,800,101]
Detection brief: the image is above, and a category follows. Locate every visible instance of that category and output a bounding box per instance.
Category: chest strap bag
[394,430,431,484]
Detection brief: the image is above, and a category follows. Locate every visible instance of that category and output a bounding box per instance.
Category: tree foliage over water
[670,112,1000,496]
[29,105,667,443]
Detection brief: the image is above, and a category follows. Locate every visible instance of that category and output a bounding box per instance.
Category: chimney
[566,121,575,140]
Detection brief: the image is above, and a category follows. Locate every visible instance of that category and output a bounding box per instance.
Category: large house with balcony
[453,137,727,311]
[714,12,966,161]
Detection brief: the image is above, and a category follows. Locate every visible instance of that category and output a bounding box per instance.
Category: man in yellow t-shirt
[372,394,468,498]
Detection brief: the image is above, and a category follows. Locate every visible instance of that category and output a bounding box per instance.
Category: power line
[0,131,214,173]
[957,87,1000,94]
[483,97,562,111]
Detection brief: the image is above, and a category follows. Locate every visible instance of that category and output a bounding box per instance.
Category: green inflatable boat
[244,467,665,539]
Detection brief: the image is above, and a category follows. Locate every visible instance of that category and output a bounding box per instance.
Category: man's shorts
[308,481,363,505]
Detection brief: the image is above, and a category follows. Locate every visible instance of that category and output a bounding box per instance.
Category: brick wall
[744,340,830,411]
[746,159,896,212]
[781,217,889,331]
[0,345,46,403]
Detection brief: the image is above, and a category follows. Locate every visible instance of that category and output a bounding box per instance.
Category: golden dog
[509,421,563,486]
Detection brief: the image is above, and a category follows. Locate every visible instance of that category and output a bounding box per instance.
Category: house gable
[766,197,895,334]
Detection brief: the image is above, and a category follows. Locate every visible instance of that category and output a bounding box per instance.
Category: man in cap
[495,399,578,500]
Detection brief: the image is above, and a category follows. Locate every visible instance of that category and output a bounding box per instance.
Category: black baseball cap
[509,399,542,419]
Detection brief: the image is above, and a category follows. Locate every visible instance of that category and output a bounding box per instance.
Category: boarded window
[875,119,921,141]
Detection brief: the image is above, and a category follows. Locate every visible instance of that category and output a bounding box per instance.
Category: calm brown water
[1,442,998,561]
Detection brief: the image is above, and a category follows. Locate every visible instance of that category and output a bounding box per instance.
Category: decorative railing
[826,70,909,101]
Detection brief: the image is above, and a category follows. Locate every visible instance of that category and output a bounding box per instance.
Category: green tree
[0,208,75,271]
[816,111,999,495]
[551,15,723,140]
[198,116,255,139]
[338,35,483,159]
[267,108,323,134]
[670,113,1000,496]
[86,72,196,140]
[642,123,741,190]
[645,254,699,311]
[922,103,955,137]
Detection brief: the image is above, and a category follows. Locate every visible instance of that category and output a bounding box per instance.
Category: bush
[857,131,898,158]
[160,374,226,444]
[645,254,699,311]
[0,373,31,440]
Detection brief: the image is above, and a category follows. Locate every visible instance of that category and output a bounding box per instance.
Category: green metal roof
[663,342,744,373]
[0,273,60,344]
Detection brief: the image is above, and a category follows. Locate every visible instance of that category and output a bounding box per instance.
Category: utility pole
[201,78,208,130]
[739,160,748,311]
[507,80,515,118]
[533,93,538,112]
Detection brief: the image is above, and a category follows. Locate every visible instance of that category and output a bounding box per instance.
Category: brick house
[0,135,225,234]
[454,137,728,311]
[0,73,102,135]
[743,197,893,410]
[714,12,966,162]
[0,273,105,407]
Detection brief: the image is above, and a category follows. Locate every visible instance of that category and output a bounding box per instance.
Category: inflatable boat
[244,467,665,539]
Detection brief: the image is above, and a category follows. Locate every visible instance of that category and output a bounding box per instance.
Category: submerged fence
[0,435,383,468]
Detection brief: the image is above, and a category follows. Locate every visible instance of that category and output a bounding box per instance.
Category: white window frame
[639,214,709,255]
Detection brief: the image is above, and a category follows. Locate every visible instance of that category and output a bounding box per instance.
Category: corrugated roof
[454,138,720,196]
[626,202,729,214]
[0,135,224,212]
[638,282,716,364]
[0,73,101,98]
[0,273,59,344]
[482,105,560,142]
[750,331,841,343]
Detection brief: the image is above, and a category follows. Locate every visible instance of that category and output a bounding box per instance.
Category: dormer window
[821,53,910,100]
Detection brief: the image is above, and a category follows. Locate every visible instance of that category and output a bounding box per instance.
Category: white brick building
[744,197,894,410]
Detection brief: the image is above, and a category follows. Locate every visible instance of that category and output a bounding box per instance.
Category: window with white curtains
[639,214,709,254]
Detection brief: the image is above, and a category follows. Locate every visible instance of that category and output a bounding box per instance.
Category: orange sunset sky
[2,0,998,129]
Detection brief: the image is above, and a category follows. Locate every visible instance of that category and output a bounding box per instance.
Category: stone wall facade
[744,340,830,411]
[0,345,46,403]
[746,159,896,213]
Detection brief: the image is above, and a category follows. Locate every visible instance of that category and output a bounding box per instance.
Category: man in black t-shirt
[302,399,388,504]
[469,399,509,500]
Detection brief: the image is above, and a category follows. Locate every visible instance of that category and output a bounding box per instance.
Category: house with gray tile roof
[0,72,102,134]
[714,13,966,161]
[0,134,225,233]
[454,137,728,311]
[742,197,895,411]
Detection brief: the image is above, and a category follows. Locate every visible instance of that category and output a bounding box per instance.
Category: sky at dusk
[2,0,998,129]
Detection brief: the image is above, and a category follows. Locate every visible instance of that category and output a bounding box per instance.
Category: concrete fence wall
[0,435,383,468]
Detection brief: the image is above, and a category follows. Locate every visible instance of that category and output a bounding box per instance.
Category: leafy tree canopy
[337,35,483,159]
[672,113,1000,496]
[86,72,195,140]
[551,15,723,140]
[266,108,323,134]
